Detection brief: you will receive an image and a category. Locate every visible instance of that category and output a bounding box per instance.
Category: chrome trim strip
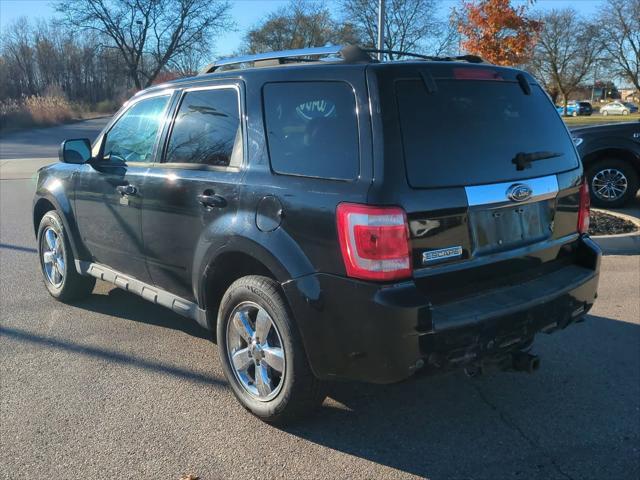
[465,174,559,207]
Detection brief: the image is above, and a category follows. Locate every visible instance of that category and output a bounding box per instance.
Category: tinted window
[103,95,169,163]
[263,82,359,180]
[395,78,579,188]
[166,88,242,167]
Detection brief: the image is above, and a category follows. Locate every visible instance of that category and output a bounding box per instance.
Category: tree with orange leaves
[457,0,541,66]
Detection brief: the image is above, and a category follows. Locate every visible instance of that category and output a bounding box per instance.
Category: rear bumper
[283,236,601,384]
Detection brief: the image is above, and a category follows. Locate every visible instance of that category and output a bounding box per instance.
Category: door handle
[116,184,137,196]
[197,193,227,208]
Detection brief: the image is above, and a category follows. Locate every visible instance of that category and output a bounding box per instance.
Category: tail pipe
[512,352,540,373]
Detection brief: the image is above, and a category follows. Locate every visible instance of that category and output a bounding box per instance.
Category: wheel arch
[32,193,88,264]
[582,147,640,175]
[33,197,57,236]
[196,234,314,332]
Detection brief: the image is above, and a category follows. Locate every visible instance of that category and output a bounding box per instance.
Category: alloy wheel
[591,168,628,201]
[226,301,286,401]
[41,227,65,287]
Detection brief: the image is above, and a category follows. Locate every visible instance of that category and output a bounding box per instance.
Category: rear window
[263,82,359,180]
[395,77,579,188]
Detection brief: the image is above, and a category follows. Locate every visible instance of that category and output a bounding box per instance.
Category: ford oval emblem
[506,183,532,202]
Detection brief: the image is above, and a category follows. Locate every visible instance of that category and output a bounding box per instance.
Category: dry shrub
[94,99,120,114]
[0,94,76,130]
[24,95,74,125]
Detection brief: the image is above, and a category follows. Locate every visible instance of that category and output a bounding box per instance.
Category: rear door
[368,64,582,298]
[141,84,244,301]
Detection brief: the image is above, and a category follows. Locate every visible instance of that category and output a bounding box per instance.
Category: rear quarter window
[263,82,359,180]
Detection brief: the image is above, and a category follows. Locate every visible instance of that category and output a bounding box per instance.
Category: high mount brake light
[336,203,412,281]
[453,67,503,81]
[578,180,590,234]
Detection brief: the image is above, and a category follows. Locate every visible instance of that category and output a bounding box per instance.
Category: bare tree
[528,9,600,111]
[598,0,639,91]
[1,16,132,105]
[244,1,359,54]
[56,0,233,89]
[2,18,38,94]
[340,0,456,58]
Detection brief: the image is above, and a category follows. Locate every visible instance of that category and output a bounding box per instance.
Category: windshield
[395,77,580,188]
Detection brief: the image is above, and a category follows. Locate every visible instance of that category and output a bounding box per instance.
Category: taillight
[336,203,412,281]
[578,180,590,234]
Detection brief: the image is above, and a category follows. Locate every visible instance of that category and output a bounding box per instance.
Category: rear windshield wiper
[512,151,562,171]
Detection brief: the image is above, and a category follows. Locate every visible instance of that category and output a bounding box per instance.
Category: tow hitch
[511,351,540,373]
[462,351,541,377]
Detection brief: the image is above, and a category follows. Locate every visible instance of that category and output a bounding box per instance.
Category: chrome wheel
[591,168,628,201]
[41,227,65,287]
[226,302,286,401]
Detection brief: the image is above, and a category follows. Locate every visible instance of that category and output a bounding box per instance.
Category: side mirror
[59,138,92,164]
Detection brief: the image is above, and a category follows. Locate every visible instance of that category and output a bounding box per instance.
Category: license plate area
[469,200,554,255]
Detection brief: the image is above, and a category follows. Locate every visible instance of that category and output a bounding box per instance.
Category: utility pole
[591,62,598,104]
[377,0,385,61]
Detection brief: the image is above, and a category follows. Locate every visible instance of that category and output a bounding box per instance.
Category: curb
[590,208,640,255]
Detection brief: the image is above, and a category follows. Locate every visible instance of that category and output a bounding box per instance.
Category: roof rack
[199,45,487,74]
[200,45,368,74]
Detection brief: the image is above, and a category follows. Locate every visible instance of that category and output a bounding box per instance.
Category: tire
[37,211,95,301]
[572,111,578,117]
[586,159,639,208]
[622,109,629,115]
[217,275,326,423]
[602,110,608,116]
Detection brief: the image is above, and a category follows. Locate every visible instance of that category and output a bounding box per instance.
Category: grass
[563,113,640,127]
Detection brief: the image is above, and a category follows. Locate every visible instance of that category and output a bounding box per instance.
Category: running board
[75,260,209,330]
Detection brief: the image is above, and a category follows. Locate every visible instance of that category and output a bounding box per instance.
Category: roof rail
[361,49,486,64]
[200,45,371,74]
[199,45,487,75]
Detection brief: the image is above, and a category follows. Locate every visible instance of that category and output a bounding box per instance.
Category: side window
[103,95,169,163]
[263,82,359,180]
[165,88,242,167]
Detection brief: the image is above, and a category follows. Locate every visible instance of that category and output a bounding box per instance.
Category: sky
[0,0,602,57]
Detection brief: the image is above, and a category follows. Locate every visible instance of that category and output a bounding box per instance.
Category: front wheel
[217,275,325,423]
[602,110,608,116]
[37,211,95,301]
[622,109,629,115]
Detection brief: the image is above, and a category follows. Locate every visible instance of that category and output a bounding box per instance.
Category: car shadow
[73,286,211,341]
[280,314,640,479]
[11,260,639,478]
[0,242,37,254]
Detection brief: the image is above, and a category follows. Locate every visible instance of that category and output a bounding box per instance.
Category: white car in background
[600,101,638,116]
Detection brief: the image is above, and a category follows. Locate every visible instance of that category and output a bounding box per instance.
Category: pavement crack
[472,383,575,480]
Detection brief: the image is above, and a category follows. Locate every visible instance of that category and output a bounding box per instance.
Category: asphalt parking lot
[1,120,639,479]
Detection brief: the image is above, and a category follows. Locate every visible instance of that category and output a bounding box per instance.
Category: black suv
[33,46,600,422]
[571,121,640,207]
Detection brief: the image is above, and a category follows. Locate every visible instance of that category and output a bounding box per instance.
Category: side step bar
[75,260,209,330]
